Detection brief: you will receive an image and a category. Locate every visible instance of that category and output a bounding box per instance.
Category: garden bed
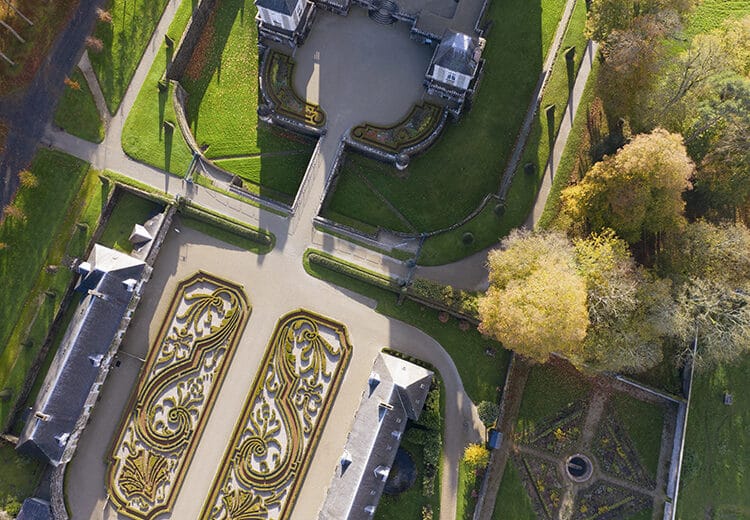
[262,50,325,128]
[350,103,444,154]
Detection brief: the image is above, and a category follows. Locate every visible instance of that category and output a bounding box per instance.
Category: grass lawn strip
[609,394,664,479]
[179,0,314,196]
[677,356,750,518]
[54,68,105,143]
[0,151,103,426]
[456,459,482,520]
[303,250,509,404]
[121,0,195,175]
[89,0,171,113]
[325,0,573,243]
[516,363,591,424]
[98,192,162,252]
[683,0,750,37]
[492,463,536,520]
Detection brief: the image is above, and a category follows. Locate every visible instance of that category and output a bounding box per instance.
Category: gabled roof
[17,245,145,466]
[255,0,299,15]
[319,353,433,519]
[432,30,479,76]
[17,497,52,520]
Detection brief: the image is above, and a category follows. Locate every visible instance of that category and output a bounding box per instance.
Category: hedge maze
[107,272,250,520]
[201,310,352,520]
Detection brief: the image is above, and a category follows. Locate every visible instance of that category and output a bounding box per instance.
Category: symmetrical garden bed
[201,310,352,519]
[350,103,444,154]
[263,51,325,128]
[108,272,250,519]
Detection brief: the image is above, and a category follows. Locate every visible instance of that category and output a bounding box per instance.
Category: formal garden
[488,362,667,520]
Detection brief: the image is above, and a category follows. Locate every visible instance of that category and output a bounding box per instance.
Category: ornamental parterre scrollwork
[108,272,250,520]
[201,310,352,520]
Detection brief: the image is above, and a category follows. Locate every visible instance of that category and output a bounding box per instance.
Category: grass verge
[303,250,509,404]
[54,68,104,143]
[517,361,591,424]
[89,0,171,113]
[677,357,750,518]
[610,394,664,479]
[492,462,536,520]
[457,460,482,520]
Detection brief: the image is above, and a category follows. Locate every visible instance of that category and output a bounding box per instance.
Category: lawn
[179,0,314,201]
[303,250,509,404]
[0,440,44,515]
[677,357,750,519]
[683,0,750,38]
[121,0,195,175]
[457,460,481,520]
[89,0,171,113]
[99,191,163,252]
[53,68,105,143]
[517,361,592,424]
[610,394,665,480]
[492,463,536,520]
[0,151,107,428]
[324,0,579,262]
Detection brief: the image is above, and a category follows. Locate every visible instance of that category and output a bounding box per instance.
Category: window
[446,72,457,83]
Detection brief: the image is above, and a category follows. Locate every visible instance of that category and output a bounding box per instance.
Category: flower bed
[263,51,325,128]
[592,415,655,489]
[516,454,564,519]
[515,401,586,455]
[573,481,651,520]
[351,103,444,153]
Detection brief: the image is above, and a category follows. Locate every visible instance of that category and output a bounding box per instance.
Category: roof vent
[368,372,380,394]
[391,430,402,440]
[374,465,390,481]
[364,505,376,515]
[77,261,92,276]
[122,279,137,293]
[340,450,352,473]
[54,433,70,447]
[89,354,103,367]
[88,289,106,299]
[378,402,393,421]
[34,411,51,422]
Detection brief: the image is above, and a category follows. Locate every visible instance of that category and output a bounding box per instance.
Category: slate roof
[17,498,52,520]
[319,353,433,519]
[17,245,145,466]
[432,30,479,76]
[255,0,299,15]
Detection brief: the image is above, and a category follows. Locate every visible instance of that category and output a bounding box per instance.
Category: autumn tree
[479,231,589,364]
[562,129,694,244]
[660,220,750,285]
[463,444,490,470]
[586,0,694,42]
[674,277,750,369]
[575,231,673,372]
[18,169,38,189]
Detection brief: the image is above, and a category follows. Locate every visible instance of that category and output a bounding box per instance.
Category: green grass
[493,463,536,520]
[683,0,750,38]
[179,0,314,199]
[610,394,665,479]
[517,362,592,424]
[0,152,107,427]
[121,0,195,175]
[326,0,567,233]
[303,250,509,403]
[53,68,105,143]
[0,440,44,513]
[677,357,750,519]
[179,215,273,254]
[89,0,171,113]
[99,192,163,252]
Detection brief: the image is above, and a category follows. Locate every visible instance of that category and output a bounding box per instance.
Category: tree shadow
[164,122,174,172]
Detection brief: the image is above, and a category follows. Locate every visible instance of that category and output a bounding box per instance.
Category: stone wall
[166,0,217,81]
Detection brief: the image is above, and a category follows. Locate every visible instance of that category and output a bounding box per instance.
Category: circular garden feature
[384,448,417,495]
[565,454,593,483]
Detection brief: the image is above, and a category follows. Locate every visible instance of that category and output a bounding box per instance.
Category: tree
[463,444,490,470]
[562,129,694,243]
[18,169,38,188]
[477,401,500,427]
[479,231,589,364]
[660,220,750,285]
[586,0,694,42]
[85,36,104,53]
[673,277,750,369]
[575,231,672,372]
[3,203,26,223]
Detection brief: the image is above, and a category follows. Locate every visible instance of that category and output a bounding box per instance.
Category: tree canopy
[562,129,694,243]
[479,230,589,365]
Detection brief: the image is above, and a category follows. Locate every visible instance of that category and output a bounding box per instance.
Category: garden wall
[166,0,217,81]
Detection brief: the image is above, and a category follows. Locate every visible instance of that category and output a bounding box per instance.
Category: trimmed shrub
[307,252,400,292]
[477,400,500,426]
[179,203,273,246]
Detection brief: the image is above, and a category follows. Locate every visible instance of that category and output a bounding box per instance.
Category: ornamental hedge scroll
[107,272,250,520]
[200,309,352,519]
